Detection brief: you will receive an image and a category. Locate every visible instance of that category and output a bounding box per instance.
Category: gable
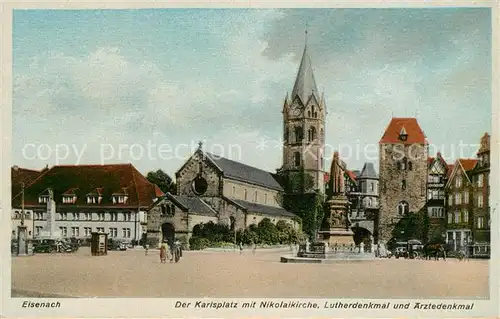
[379,118,427,145]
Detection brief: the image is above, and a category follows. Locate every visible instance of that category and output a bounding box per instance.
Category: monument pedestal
[319,195,354,248]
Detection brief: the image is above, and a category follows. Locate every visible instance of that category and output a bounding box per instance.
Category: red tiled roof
[11,167,45,198]
[459,159,478,172]
[346,170,357,181]
[12,164,163,208]
[427,157,435,166]
[379,118,427,144]
[446,164,454,178]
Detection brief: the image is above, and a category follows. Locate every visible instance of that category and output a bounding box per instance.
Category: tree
[391,210,429,243]
[146,169,176,194]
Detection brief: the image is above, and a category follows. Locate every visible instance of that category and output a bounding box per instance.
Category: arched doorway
[161,222,175,245]
[351,225,373,252]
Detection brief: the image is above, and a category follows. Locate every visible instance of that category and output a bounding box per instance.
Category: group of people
[143,239,182,263]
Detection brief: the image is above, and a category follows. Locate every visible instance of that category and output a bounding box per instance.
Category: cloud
[13,8,491,176]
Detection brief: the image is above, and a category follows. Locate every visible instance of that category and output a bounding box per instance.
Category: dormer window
[62,195,77,204]
[399,127,408,141]
[38,196,48,204]
[87,195,101,204]
[113,195,128,204]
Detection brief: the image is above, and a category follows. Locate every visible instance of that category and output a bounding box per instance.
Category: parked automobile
[394,247,409,259]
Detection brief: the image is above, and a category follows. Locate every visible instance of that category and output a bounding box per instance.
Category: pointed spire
[291,26,319,105]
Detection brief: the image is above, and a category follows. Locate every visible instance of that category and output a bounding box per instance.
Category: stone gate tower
[281,33,326,193]
[377,118,428,244]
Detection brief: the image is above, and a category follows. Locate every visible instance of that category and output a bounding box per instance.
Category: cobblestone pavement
[11,247,489,298]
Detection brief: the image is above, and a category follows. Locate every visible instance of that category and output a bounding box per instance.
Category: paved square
[11,248,489,298]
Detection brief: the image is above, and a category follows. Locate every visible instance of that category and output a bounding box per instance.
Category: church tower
[282,31,326,193]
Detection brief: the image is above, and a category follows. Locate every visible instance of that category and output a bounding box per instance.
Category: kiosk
[91,232,108,256]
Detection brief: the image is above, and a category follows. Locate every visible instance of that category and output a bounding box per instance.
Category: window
[60,227,68,237]
[73,213,80,220]
[109,228,118,238]
[84,227,92,237]
[113,196,128,204]
[294,126,303,143]
[110,212,118,221]
[71,227,80,237]
[96,227,105,233]
[454,211,460,223]
[85,212,92,221]
[448,195,453,207]
[254,191,258,203]
[478,174,483,187]
[232,186,235,196]
[294,152,301,167]
[264,193,268,205]
[429,207,444,218]
[463,191,469,204]
[122,228,131,238]
[38,196,48,204]
[98,212,105,221]
[455,193,460,205]
[477,194,484,208]
[59,213,68,221]
[401,160,407,171]
[62,196,76,204]
[397,162,401,170]
[401,180,407,190]
[35,226,43,236]
[408,162,413,171]
[370,182,374,192]
[284,127,289,141]
[456,193,462,205]
[456,176,462,188]
[87,196,100,204]
[397,201,409,215]
[308,126,317,142]
[123,212,132,221]
[447,213,452,224]
[477,216,485,229]
[463,210,469,223]
[244,189,248,201]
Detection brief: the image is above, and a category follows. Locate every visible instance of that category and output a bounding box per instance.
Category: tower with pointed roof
[281,31,326,193]
[377,118,428,245]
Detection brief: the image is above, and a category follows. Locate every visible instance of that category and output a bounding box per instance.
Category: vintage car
[394,247,409,259]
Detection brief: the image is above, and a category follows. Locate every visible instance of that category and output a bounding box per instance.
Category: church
[146,34,327,248]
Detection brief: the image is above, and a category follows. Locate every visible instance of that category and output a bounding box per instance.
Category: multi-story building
[425,152,451,242]
[444,158,477,252]
[11,166,46,239]
[469,133,491,256]
[11,164,162,243]
[377,118,428,245]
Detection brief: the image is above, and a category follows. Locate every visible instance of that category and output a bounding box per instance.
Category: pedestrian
[145,244,149,256]
[239,242,243,254]
[252,242,256,255]
[160,244,166,263]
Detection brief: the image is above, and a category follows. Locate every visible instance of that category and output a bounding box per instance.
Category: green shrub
[189,237,211,250]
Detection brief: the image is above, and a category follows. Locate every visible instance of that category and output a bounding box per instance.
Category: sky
[12,8,492,177]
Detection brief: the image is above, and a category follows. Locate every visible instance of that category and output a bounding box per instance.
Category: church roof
[232,199,297,218]
[205,152,284,191]
[167,193,217,217]
[358,162,378,179]
[379,118,427,145]
[291,43,319,105]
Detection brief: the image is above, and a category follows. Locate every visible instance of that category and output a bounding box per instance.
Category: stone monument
[318,152,354,247]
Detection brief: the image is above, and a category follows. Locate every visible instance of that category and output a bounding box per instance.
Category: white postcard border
[1,0,499,318]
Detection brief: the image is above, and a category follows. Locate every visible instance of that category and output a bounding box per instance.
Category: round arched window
[192,176,208,195]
